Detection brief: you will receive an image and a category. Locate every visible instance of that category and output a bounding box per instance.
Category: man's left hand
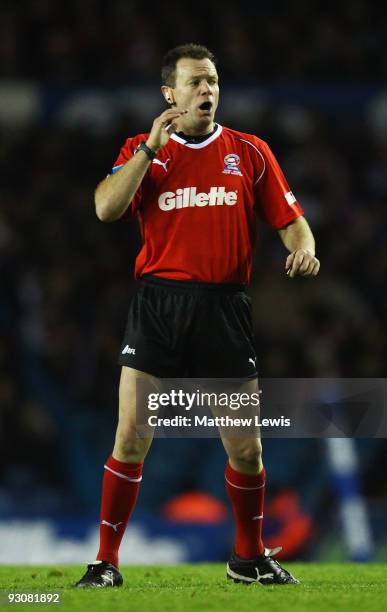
[285,249,320,278]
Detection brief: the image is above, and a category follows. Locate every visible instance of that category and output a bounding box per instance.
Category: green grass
[0,564,387,612]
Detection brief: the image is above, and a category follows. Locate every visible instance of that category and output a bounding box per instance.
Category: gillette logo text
[158,187,238,211]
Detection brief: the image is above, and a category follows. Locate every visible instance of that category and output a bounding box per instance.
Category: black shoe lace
[262,556,291,579]
[86,563,104,577]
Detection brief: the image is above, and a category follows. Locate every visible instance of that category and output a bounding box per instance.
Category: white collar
[170,124,223,149]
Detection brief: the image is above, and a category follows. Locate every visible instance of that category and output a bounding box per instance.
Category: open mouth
[199,101,213,112]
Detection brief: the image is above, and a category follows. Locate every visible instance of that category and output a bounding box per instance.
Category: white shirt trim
[170,124,223,149]
[239,138,266,184]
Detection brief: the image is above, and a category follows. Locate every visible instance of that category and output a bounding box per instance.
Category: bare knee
[226,439,263,474]
[113,425,152,463]
[114,367,157,462]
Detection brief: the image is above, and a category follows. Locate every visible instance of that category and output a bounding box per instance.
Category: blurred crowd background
[1,0,387,562]
[1,0,387,81]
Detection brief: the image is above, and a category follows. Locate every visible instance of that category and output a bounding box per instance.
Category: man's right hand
[95,108,187,223]
[146,108,188,152]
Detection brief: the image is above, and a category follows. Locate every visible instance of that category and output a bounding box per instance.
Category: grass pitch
[0,564,386,611]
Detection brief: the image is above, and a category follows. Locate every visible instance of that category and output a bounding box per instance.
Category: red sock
[225,462,266,559]
[96,455,143,568]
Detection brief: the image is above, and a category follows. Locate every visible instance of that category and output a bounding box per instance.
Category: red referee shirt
[110,124,303,284]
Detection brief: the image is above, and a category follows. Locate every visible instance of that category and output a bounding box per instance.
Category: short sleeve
[254,140,303,229]
[109,137,144,217]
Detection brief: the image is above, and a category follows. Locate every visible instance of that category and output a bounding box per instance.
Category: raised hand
[146,108,188,152]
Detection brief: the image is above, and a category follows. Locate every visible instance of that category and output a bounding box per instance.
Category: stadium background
[0,0,386,564]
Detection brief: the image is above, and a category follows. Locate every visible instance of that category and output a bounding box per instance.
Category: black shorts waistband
[139,274,247,293]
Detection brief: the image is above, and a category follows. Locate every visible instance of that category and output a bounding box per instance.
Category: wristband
[135,141,157,161]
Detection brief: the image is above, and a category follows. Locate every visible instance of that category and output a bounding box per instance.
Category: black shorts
[118,275,258,379]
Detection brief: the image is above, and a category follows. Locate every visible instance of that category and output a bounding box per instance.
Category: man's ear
[161,85,175,105]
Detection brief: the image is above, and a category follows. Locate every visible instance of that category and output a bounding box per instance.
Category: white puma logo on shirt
[101,520,123,532]
[152,158,170,173]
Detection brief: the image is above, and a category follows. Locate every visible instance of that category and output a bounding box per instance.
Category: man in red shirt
[76,44,320,588]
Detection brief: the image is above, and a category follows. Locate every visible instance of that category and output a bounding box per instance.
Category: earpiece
[162,86,175,106]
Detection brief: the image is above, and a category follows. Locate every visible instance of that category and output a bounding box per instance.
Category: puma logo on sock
[101,520,123,532]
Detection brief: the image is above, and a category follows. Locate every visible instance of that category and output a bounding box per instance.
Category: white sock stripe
[225,477,265,491]
[104,464,143,482]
